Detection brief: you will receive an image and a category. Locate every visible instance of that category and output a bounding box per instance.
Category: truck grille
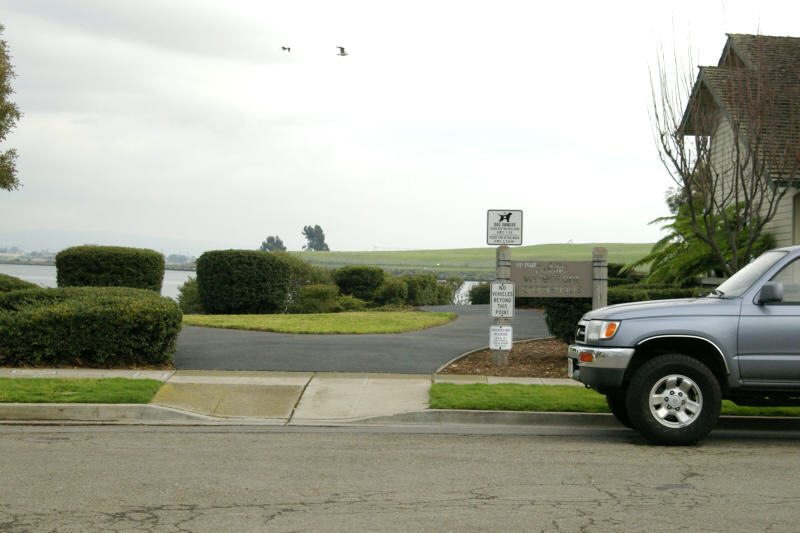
[575,321,586,342]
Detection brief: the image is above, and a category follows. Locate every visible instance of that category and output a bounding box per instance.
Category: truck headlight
[585,320,620,342]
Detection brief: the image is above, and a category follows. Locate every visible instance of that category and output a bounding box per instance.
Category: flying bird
[281,46,290,52]
[337,46,348,56]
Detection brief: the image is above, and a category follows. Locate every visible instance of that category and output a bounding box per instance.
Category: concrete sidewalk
[0,368,582,425]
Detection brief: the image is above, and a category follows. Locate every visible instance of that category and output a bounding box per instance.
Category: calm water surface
[0,264,193,300]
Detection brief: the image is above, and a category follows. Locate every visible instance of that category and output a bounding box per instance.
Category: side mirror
[757,281,784,305]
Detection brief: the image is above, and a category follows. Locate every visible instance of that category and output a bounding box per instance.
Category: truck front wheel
[625,353,721,445]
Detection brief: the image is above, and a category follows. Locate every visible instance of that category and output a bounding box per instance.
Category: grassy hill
[294,243,653,280]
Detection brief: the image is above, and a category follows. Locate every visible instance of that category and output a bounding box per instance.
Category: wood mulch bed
[437,337,569,378]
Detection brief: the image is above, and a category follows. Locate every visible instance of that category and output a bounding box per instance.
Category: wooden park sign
[510,260,592,298]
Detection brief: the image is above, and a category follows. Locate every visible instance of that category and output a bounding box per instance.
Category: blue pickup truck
[568,245,800,444]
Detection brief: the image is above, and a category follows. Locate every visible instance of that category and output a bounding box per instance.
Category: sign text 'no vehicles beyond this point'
[487,210,523,246]
[490,281,515,318]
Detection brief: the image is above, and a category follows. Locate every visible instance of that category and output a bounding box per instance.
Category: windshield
[713,250,788,297]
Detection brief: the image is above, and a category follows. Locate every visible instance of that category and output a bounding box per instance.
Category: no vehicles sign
[490,281,515,318]
[487,210,523,246]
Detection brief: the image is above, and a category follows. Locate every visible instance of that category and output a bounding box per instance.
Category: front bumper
[568,344,635,389]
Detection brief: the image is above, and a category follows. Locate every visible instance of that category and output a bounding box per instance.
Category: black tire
[606,390,633,428]
[625,353,721,445]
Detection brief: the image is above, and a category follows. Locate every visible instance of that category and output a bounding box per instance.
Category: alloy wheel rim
[648,374,703,428]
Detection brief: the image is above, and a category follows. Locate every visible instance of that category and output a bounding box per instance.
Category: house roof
[680,35,800,174]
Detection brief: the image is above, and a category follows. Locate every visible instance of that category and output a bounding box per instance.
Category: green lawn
[429,383,800,417]
[183,311,457,334]
[0,378,163,403]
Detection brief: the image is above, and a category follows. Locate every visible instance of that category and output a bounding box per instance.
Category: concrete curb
[360,409,624,427]
[2,403,800,432]
[0,403,220,423]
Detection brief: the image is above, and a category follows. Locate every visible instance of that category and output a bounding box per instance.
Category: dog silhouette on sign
[498,212,512,222]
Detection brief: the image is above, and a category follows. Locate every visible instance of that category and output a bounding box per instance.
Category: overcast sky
[1,0,798,255]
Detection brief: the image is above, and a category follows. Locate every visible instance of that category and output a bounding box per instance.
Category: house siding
[711,117,798,247]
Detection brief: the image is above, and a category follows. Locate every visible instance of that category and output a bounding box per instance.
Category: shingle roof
[682,34,800,179]
[722,34,800,72]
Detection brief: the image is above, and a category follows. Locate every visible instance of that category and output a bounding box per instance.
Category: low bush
[333,266,385,302]
[291,284,340,314]
[334,294,366,312]
[177,276,204,314]
[0,273,39,293]
[56,245,165,292]
[376,277,408,306]
[0,287,182,367]
[271,251,332,304]
[543,298,592,344]
[468,282,490,304]
[196,250,290,314]
[402,273,454,306]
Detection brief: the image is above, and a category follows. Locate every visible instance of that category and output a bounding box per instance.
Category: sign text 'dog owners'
[487,210,523,246]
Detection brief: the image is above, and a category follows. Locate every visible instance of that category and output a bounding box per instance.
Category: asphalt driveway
[174,305,551,374]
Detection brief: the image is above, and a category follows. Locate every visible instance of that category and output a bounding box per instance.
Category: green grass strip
[0,378,163,404]
[183,311,457,334]
[429,383,800,417]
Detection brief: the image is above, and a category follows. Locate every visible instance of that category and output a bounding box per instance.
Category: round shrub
[376,277,408,306]
[333,266,385,302]
[291,284,340,314]
[0,287,182,367]
[196,250,291,314]
[56,245,165,292]
[0,273,39,293]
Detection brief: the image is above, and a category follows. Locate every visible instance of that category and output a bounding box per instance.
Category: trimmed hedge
[333,266,385,301]
[56,245,165,292]
[0,287,182,367]
[196,250,290,314]
[0,273,39,293]
[544,286,709,343]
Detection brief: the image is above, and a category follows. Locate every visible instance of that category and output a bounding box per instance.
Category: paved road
[2,425,799,532]
[175,305,550,373]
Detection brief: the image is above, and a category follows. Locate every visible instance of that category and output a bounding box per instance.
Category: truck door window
[771,259,800,303]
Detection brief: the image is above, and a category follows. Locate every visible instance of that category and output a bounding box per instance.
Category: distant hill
[293,243,653,280]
